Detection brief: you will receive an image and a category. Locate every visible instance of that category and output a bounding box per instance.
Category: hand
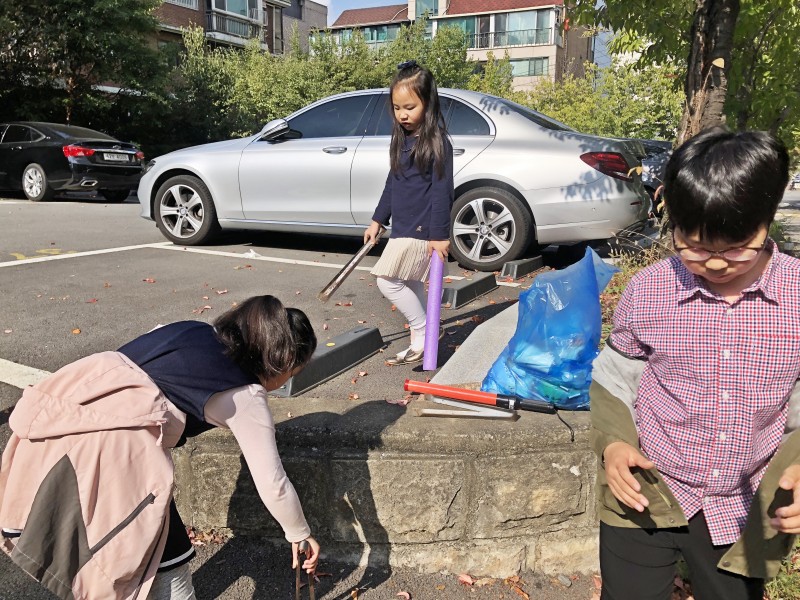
[770,465,800,533]
[603,441,655,513]
[364,221,383,245]
[292,536,320,574]
[428,240,450,262]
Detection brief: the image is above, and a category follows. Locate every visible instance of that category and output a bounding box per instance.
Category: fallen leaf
[192,305,213,315]
[202,295,209,300]
[386,394,413,406]
[287,412,292,418]
[445,278,453,283]
[215,289,228,295]
[85,298,98,303]
[591,574,602,590]
[391,304,397,311]
[295,290,301,295]
[474,577,494,587]
[510,586,529,599]
[323,323,329,330]
[103,282,111,288]
[488,299,496,304]
[403,323,410,329]
[397,592,411,600]
[435,584,445,591]
[233,264,253,270]
[3,329,12,334]
[142,278,156,283]
[351,378,358,384]
[348,393,360,400]
[336,301,353,307]
[72,328,81,334]
[358,319,367,324]
[471,315,484,323]
[350,590,358,599]
[358,371,368,377]
[458,573,475,586]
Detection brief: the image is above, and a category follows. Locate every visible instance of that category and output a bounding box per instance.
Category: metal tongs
[295,539,316,600]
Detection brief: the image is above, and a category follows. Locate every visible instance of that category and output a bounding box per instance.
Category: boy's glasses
[672,231,767,262]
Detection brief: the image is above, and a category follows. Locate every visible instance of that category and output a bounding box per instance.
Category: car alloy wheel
[22,163,54,202]
[450,187,532,272]
[154,175,220,245]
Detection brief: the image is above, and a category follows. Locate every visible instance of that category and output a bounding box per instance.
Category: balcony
[165,0,199,8]
[205,11,264,43]
[467,27,553,50]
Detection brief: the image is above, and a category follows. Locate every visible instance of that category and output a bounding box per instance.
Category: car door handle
[11,146,22,151]
[453,148,465,156]
[323,146,347,154]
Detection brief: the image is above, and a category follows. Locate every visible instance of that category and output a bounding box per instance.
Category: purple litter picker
[423,252,444,371]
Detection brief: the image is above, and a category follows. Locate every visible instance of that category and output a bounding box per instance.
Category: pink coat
[0,351,187,600]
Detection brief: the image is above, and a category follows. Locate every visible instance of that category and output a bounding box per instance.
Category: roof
[331,4,409,28]
[443,0,562,16]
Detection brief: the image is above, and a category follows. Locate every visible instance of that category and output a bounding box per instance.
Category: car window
[369,94,394,136]
[446,99,490,136]
[498,98,575,132]
[2,125,31,143]
[288,95,374,138]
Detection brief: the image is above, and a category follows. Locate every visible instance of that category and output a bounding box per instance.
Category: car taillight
[135,151,145,160]
[63,145,96,157]
[580,152,633,182]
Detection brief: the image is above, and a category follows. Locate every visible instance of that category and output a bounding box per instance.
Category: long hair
[389,62,447,178]
[213,295,317,387]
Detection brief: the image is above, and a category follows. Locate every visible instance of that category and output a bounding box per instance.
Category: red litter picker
[405,379,556,414]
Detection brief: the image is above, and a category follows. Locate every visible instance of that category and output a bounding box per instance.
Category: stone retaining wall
[173,396,597,578]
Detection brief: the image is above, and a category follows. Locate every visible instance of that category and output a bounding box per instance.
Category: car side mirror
[259,118,290,141]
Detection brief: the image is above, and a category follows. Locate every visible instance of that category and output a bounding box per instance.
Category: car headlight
[143,159,156,174]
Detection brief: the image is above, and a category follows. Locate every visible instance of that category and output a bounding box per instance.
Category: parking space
[0,197,528,412]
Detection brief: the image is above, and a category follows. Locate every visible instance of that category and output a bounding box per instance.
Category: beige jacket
[0,352,186,600]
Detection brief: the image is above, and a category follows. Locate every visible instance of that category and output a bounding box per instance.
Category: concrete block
[271,326,384,397]
[471,453,591,538]
[330,458,466,543]
[442,273,498,309]
[500,255,543,280]
[530,527,599,575]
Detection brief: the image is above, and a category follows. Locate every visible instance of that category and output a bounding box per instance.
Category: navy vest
[118,321,258,445]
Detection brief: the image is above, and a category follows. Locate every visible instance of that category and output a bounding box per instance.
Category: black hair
[213,295,317,386]
[388,61,447,177]
[663,127,789,242]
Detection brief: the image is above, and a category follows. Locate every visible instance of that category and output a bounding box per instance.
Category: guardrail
[467,27,553,49]
[206,11,263,41]
[165,0,199,9]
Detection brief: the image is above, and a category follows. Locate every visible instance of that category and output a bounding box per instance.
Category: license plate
[104,152,129,162]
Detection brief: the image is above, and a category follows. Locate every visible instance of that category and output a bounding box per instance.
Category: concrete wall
[173,395,598,577]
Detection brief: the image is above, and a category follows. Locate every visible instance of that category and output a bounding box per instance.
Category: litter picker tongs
[295,539,316,600]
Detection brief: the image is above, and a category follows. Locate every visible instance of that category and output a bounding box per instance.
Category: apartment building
[283,0,328,52]
[330,0,593,90]
[154,0,327,54]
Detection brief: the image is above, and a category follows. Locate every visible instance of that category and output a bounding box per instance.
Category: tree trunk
[676,0,741,145]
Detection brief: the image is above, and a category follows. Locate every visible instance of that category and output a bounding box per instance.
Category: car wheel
[22,163,54,202]
[154,175,220,245]
[99,189,130,203]
[450,187,532,272]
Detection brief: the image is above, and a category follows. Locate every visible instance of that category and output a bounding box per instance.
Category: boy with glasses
[590,128,800,599]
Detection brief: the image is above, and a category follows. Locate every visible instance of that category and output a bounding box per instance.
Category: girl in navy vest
[118,295,319,598]
[364,60,454,366]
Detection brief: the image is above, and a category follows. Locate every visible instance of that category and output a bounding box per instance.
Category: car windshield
[495,98,576,132]
[41,124,117,141]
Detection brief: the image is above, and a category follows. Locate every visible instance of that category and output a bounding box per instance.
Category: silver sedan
[137,89,649,271]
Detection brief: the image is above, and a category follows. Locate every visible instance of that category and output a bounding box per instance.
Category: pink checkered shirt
[609,241,800,545]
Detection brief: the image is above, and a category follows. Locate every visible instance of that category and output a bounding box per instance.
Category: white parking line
[0,359,51,407]
[0,242,172,268]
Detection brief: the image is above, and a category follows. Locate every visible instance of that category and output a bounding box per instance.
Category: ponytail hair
[213,295,317,386]
[389,61,447,178]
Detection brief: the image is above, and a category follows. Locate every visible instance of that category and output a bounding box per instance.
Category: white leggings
[377,276,428,351]
[147,564,196,600]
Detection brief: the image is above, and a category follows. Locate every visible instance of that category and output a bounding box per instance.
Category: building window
[284,0,304,20]
[510,57,549,77]
[495,9,553,46]
[213,0,259,19]
[416,0,437,19]
[165,0,199,8]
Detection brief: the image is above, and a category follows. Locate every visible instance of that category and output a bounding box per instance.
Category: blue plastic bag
[481,247,618,410]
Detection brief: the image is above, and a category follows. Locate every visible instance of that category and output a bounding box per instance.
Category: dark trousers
[599,512,764,600]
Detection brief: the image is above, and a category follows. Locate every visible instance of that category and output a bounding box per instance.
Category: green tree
[467,51,513,97]
[571,0,800,148]
[0,0,163,123]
